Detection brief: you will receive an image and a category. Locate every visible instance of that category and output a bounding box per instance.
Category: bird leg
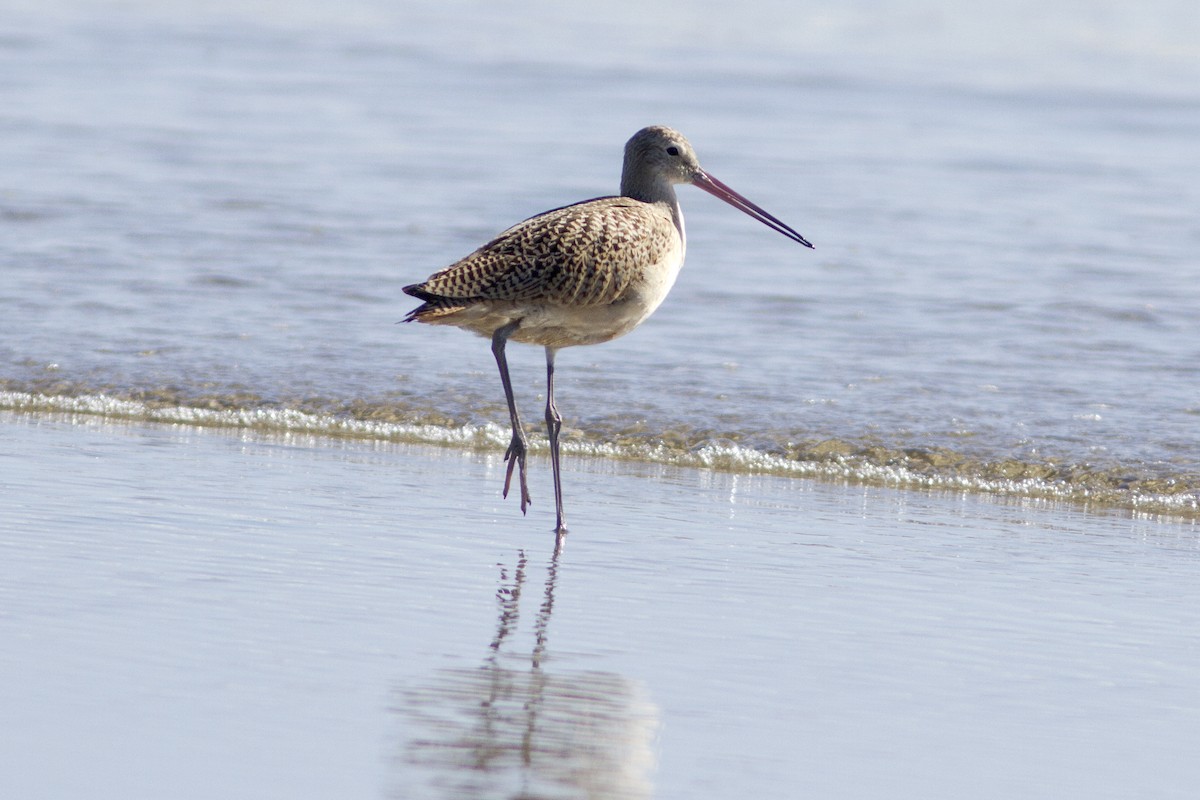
[491,323,531,514]
[545,347,566,534]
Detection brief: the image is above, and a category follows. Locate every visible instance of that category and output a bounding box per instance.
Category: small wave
[0,386,510,450]
[2,384,1197,520]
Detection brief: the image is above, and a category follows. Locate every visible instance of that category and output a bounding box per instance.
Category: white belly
[512,231,685,348]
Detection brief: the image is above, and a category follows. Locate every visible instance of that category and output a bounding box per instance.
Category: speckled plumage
[402,125,811,538]
[407,196,672,308]
[404,192,684,349]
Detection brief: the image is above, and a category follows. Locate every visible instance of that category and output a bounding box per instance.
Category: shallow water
[2,412,1199,799]
[2,0,1199,512]
[3,4,1200,794]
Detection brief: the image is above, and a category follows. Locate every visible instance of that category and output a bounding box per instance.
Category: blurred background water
[1,0,1198,512]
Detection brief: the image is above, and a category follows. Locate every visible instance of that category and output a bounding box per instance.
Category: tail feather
[402,285,470,323]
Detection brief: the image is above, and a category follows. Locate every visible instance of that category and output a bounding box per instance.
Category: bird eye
[666,146,680,156]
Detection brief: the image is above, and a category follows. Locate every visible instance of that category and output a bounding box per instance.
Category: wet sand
[3,411,1199,799]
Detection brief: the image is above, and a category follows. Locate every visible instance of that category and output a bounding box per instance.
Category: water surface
[3,4,1200,796]
[2,412,1198,799]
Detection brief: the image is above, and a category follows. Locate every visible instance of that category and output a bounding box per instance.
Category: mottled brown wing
[408,197,675,308]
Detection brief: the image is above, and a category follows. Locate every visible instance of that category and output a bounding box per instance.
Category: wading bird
[403,125,812,536]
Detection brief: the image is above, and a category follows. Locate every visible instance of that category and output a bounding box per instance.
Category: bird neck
[620,173,684,242]
[620,168,678,206]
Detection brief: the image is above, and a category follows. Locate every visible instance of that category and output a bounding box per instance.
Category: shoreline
[2,387,1198,523]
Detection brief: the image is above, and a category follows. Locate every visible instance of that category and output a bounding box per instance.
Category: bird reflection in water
[393,548,659,799]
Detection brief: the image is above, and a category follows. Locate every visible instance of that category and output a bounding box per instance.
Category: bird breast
[511,230,685,348]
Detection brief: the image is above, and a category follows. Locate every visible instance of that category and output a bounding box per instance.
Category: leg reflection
[394,548,658,799]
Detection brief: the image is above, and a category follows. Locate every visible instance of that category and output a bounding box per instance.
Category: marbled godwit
[404,125,812,536]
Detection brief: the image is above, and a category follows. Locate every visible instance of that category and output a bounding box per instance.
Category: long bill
[691,169,814,249]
